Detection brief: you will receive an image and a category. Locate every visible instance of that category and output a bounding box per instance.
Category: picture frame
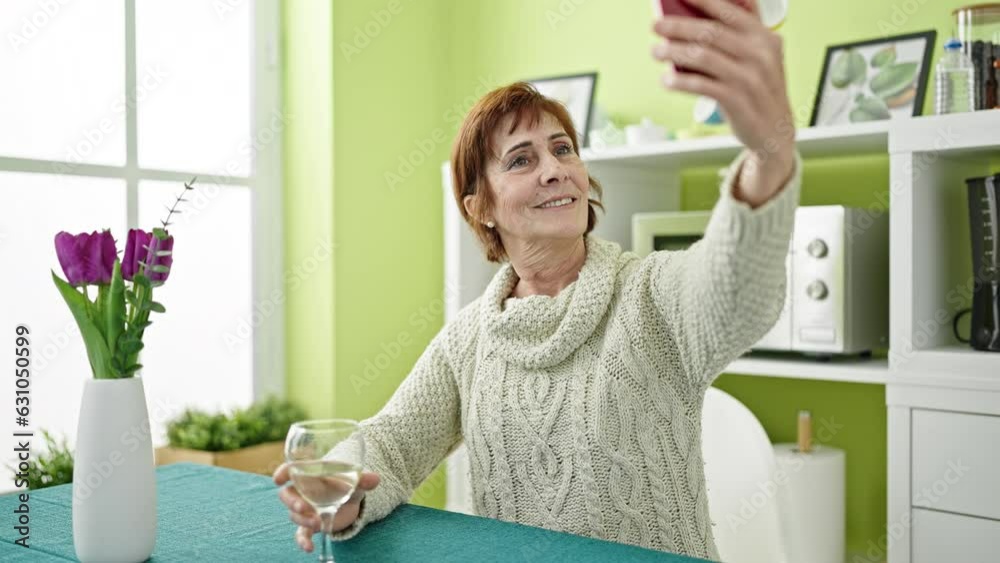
[810,31,936,127]
[527,72,598,147]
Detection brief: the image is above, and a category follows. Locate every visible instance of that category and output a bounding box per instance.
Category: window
[0,0,283,488]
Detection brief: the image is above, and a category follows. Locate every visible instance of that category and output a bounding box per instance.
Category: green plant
[166,396,307,452]
[5,430,74,490]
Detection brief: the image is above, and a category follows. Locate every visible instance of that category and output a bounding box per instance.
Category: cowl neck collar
[480,235,623,369]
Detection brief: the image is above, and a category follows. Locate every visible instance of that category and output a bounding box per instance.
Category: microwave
[632,206,888,356]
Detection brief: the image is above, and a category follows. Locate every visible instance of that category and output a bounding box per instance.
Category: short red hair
[450,82,604,263]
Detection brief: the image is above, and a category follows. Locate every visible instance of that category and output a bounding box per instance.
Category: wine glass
[284,419,365,563]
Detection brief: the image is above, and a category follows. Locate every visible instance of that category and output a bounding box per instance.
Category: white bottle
[935,38,975,115]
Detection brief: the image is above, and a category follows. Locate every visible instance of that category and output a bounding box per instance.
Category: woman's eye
[555,144,573,155]
[508,155,529,169]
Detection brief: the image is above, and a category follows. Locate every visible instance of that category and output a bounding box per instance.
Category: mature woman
[276,0,800,559]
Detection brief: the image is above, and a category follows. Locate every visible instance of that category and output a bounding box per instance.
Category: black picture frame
[810,31,936,127]
[526,72,598,147]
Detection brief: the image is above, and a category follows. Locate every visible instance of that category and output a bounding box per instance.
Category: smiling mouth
[535,197,577,209]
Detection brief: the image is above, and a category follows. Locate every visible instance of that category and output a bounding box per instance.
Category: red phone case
[656,0,752,18]
[655,0,752,74]
[656,0,711,19]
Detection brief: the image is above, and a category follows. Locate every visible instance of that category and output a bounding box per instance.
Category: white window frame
[0,0,285,401]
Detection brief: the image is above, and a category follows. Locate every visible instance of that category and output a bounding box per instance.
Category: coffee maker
[955,173,1000,352]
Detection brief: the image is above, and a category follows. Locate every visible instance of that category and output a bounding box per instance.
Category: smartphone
[654,0,752,18]
[653,0,753,74]
[655,0,710,19]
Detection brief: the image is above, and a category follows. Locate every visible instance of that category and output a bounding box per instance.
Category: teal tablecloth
[0,462,708,562]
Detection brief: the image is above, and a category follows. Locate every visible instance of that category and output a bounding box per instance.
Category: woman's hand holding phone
[651,0,795,205]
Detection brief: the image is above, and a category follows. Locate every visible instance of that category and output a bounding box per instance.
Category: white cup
[625,117,666,145]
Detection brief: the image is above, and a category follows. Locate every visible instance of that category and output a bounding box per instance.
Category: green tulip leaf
[105,260,125,359]
[92,285,108,341]
[870,62,918,100]
[52,271,113,378]
[830,49,867,88]
[871,45,897,68]
[849,96,891,122]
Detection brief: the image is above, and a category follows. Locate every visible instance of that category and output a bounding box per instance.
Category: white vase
[73,377,157,562]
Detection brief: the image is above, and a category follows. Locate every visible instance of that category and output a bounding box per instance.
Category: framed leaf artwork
[810,31,937,126]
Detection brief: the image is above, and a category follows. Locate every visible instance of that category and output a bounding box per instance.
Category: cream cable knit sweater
[330,150,802,560]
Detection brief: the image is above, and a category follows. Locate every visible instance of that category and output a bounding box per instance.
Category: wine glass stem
[319,512,335,562]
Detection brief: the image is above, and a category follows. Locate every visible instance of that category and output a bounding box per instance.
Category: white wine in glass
[285,419,366,563]
[289,460,362,510]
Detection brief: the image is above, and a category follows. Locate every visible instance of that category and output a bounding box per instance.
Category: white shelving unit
[882,111,1000,563]
[888,111,1000,390]
[727,356,889,385]
[441,111,1000,561]
[580,119,890,170]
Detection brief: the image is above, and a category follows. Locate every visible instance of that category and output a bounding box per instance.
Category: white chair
[701,387,788,563]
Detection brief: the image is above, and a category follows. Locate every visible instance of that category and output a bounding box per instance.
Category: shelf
[723,355,889,384]
[580,120,889,170]
[889,110,1000,156]
[891,346,1000,392]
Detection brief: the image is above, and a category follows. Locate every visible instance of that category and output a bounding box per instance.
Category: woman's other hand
[273,462,381,553]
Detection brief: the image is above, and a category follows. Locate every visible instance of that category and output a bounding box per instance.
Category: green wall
[283,0,335,418]
[330,0,455,508]
[283,0,979,557]
[283,0,456,508]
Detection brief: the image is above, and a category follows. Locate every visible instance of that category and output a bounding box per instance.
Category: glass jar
[954,3,1000,48]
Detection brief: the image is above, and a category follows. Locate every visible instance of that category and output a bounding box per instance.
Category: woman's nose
[540,153,569,185]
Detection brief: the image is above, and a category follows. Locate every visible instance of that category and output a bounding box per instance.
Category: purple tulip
[122,228,174,282]
[54,230,117,286]
[121,229,150,281]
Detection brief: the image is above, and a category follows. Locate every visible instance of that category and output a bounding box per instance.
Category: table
[0,462,707,562]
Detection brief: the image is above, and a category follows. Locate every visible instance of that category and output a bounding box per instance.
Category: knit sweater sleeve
[326,328,462,541]
[644,149,802,392]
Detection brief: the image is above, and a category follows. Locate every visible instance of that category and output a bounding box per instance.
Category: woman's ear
[462,194,475,218]
[463,194,491,226]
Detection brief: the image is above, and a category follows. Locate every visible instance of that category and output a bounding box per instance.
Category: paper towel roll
[773,443,845,563]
